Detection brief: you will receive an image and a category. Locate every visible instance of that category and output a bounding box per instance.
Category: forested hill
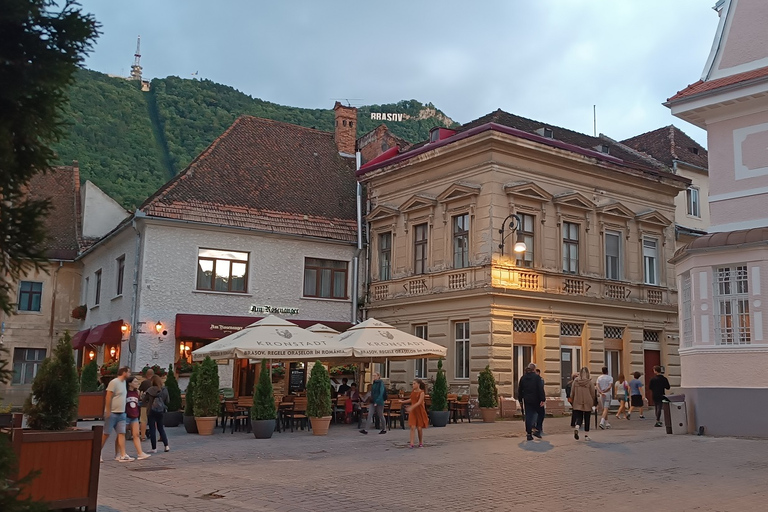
[53,69,457,208]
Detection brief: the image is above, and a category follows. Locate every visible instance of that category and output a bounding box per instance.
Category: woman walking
[403,379,428,448]
[614,374,630,420]
[627,371,645,420]
[570,367,598,441]
[125,376,151,460]
[143,375,170,453]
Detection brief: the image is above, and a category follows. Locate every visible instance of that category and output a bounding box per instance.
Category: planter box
[78,391,106,420]
[11,425,103,511]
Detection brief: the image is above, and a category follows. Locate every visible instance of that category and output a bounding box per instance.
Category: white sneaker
[150,449,157,453]
[584,435,591,441]
[137,453,151,460]
[606,422,612,429]
[164,446,170,452]
[114,454,121,461]
[117,455,135,463]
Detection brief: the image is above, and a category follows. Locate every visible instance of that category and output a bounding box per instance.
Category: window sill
[111,295,123,302]
[14,310,43,315]
[90,305,100,311]
[191,289,253,297]
[300,296,350,303]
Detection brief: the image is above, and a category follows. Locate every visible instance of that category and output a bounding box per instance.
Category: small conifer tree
[184,365,198,416]
[193,356,219,417]
[251,360,276,421]
[430,359,448,412]
[165,364,182,411]
[79,359,99,392]
[478,365,499,408]
[306,361,332,418]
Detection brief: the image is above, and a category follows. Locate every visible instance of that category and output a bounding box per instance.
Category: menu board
[289,368,306,393]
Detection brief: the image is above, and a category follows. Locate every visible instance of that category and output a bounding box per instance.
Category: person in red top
[125,376,151,460]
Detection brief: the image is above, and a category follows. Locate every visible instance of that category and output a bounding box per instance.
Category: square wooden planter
[11,425,103,511]
[77,391,106,420]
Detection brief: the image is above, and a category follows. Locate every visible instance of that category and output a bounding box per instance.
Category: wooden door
[643,350,661,405]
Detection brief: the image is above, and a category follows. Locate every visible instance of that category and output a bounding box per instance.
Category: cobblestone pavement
[92,415,768,512]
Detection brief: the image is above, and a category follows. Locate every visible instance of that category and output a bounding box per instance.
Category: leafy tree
[306,361,332,418]
[79,359,99,392]
[164,364,182,412]
[251,359,276,421]
[478,365,499,408]
[184,364,197,416]
[430,359,448,412]
[23,331,79,430]
[192,356,219,417]
[0,0,98,314]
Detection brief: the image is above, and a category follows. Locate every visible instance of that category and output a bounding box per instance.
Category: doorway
[513,345,533,389]
[643,350,661,405]
[560,347,581,391]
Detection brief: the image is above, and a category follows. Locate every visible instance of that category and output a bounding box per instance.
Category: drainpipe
[49,261,63,350]
[352,151,363,324]
[128,212,145,370]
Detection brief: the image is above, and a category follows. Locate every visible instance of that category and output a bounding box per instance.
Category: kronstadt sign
[370,112,404,122]
[249,304,300,315]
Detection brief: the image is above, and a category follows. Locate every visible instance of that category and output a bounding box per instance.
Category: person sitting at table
[344,383,359,423]
[337,378,351,396]
[348,382,360,401]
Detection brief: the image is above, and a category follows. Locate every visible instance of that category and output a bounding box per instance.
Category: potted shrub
[429,359,450,427]
[77,359,105,420]
[163,364,183,427]
[183,365,198,433]
[478,365,499,423]
[251,359,276,439]
[193,356,219,435]
[16,332,102,510]
[271,364,285,382]
[306,360,332,435]
[175,358,194,375]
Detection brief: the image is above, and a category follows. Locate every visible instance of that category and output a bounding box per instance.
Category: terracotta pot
[310,416,332,436]
[183,415,198,434]
[195,416,217,435]
[429,410,450,427]
[480,407,498,423]
[252,419,275,439]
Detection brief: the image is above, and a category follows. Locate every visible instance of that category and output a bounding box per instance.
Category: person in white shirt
[596,366,613,430]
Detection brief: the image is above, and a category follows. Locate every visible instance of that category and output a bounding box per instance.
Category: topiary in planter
[80,360,99,392]
[252,360,276,421]
[306,361,332,418]
[24,332,79,430]
[165,364,182,412]
[431,359,448,412]
[193,356,219,417]
[478,365,499,408]
[185,365,197,417]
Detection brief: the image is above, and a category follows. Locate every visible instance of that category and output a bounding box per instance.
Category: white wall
[81,181,130,239]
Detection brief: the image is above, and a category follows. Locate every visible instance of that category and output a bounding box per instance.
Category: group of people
[520,363,671,441]
[101,366,172,462]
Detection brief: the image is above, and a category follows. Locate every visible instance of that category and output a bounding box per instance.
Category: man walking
[596,366,613,430]
[648,365,671,427]
[138,368,154,441]
[360,372,387,435]
[534,368,546,435]
[517,363,545,440]
[102,366,133,462]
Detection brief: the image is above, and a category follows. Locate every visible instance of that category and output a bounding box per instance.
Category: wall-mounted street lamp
[155,321,164,334]
[498,213,527,256]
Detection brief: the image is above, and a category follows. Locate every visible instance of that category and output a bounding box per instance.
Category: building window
[513,345,533,388]
[17,281,42,312]
[714,266,751,345]
[379,232,392,281]
[452,214,469,269]
[561,322,583,337]
[560,347,581,390]
[414,224,428,275]
[643,238,659,286]
[377,359,390,379]
[303,258,348,299]
[643,330,660,343]
[682,272,693,347]
[605,349,621,380]
[516,213,535,268]
[196,248,249,293]
[514,319,538,333]
[562,222,579,274]
[94,270,102,305]
[12,348,46,385]
[455,321,470,379]
[605,230,622,280]
[604,326,624,339]
[686,187,700,218]
[116,255,125,296]
[414,325,428,379]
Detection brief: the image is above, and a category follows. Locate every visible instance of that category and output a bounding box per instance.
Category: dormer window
[429,128,440,143]
[594,144,610,154]
[689,147,699,155]
[535,127,554,138]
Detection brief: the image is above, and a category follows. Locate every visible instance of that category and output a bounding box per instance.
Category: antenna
[593,105,596,137]
[130,35,142,81]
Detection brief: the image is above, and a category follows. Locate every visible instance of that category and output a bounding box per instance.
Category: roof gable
[366,205,399,222]
[636,210,672,227]
[621,125,708,170]
[597,202,635,219]
[399,194,437,213]
[436,183,481,203]
[553,191,593,210]
[503,181,553,202]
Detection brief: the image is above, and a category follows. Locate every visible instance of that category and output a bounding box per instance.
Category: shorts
[600,394,612,408]
[630,395,644,407]
[106,412,127,434]
[128,417,139,425]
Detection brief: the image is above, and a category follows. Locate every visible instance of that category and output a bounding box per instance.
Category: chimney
[333,101,357,156]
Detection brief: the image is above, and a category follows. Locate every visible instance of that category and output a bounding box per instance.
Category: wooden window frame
[17,281,43,312]
[303,258,349,300]
[196,248,250,293]
[413,223,428,275]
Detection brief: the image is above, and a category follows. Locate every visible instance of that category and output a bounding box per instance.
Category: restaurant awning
[71,328,92,350]
[80,320,124,348]
[175,314,352,341]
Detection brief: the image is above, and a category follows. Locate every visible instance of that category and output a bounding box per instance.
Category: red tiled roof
[667,66,768,103]
[140,116,358,243]
[672,226,768,261]
[28,165,82,260]
[621,126,708,170]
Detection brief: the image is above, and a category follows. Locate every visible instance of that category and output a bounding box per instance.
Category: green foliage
[79,360,99,392]
[23,331,79,431]
[251,360,276,421]
[192,357,219,417]
[165,364,182,412]
[0,0,98,315]
[184,365,198,416]
[430,359,448,412]
[306,361,332,418]
[478,365,499,408]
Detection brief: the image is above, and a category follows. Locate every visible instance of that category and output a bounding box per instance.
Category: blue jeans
[148,410,169,450]
[523,402,539,434]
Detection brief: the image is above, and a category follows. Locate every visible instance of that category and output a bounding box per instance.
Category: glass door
[560,347,581,391]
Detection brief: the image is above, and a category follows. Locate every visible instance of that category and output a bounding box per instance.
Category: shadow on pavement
[582,440,631,453]
[518,440,554,452]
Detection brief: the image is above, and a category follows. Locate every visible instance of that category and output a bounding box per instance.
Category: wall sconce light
[155,321,164,334]
[110,346,117,358]
[121,323,130,335]
[88,350,96,360]
[498,214,527,256]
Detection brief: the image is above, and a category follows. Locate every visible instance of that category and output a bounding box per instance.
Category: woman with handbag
[570,367,598,441]
[143,375,170,453]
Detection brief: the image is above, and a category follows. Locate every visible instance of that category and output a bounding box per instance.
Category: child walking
[404,379,428,448]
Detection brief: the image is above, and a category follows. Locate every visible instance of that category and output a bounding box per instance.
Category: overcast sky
[77,0,720,147]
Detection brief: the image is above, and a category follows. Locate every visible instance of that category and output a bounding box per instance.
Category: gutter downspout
[128,211,145,370]
[352,151,363,324]
[49,261,63,351]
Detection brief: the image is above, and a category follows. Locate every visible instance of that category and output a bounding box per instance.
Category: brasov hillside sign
[370,112,404,121]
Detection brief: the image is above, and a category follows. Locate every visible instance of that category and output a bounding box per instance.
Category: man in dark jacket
[648,365,671,427]
[517,363,545,440]
[360,372,387,435]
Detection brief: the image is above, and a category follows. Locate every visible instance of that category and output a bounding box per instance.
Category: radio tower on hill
[130,35,142,81]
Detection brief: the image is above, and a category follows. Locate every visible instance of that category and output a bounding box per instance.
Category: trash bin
[662,394,687,434]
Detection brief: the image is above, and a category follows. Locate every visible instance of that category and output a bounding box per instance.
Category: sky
[77,0,721,147]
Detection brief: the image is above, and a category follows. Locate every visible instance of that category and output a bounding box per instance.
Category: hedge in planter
[478,365,499,423]
[306,361,332,435]
[24,333,79,430]
[163,364,183,427]
[193,356,219,435]
[183,365,198,434]
[80,360,99,392]
[251,359,276,438]
[429,359,450,427]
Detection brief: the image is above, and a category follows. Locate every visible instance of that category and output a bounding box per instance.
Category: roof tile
[621,125,708,170]
[667,65,768,102]
[28,165,81,260]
